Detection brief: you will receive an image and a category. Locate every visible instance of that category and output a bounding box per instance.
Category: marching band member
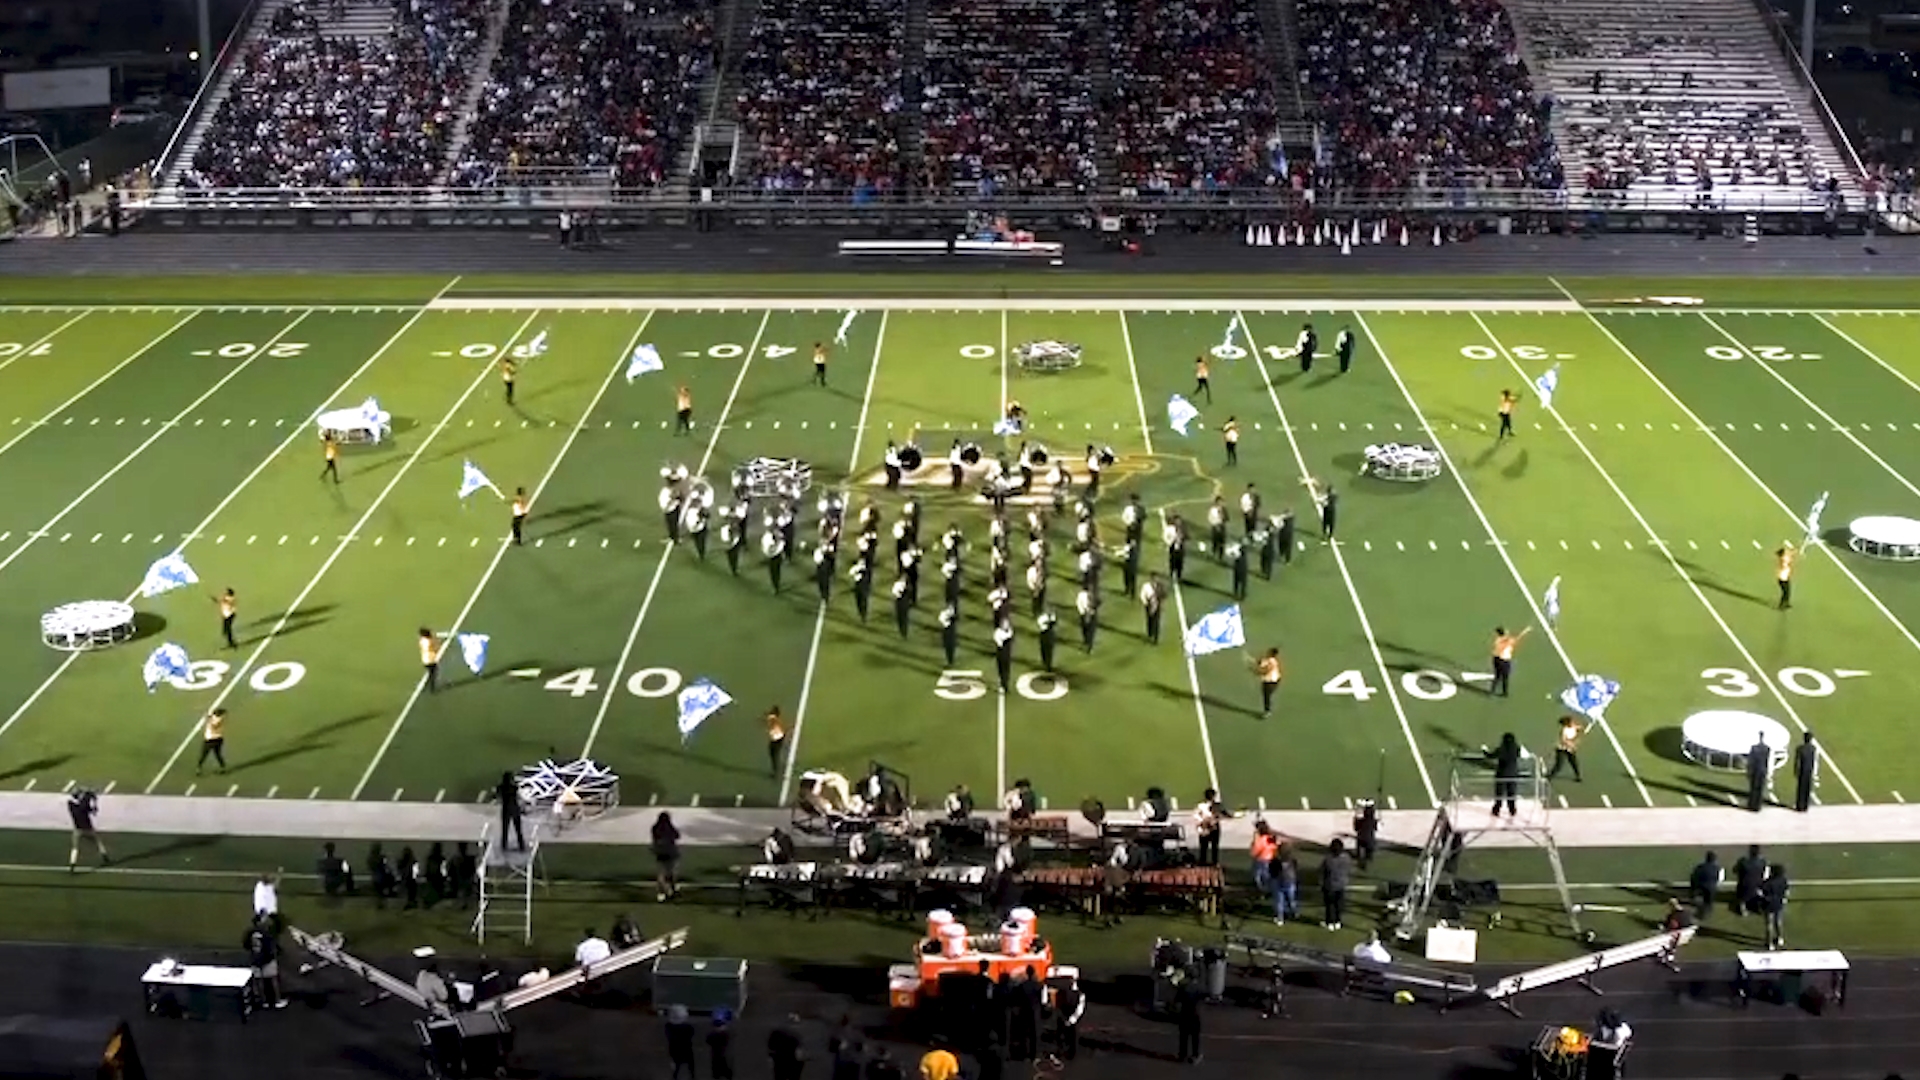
[901,497,920,536]
[764,827,795,865]
[946,783,974,821]
[762,528,785,593]
[1140,574,1165,645]
[893,578,912,639]
[1037,608,1058,673]
[912,826,942,867]
[941,523,964,558]
[993,618,1015,692]
[1084,444,1104,499]
[1229,539,1249,600]
[988,510,1008,549]
[1193,789,1224,866]
[778,499,799,563]
[850,559,872,622]
[731,465,750,502]
[1336,325,1356,373]
[1207,498,1228,561]
[1223,416,1239,466]
[1077,545,1100,591]
[939,603,960,665]
[814,543,835,602]
[660,481,683,544]
[901,545,922,607]
[858,501,880,534]
[722,509,745,576]
[944,556,963,605]
[1027,534,1048,568]
[1164,515,1188,583]
[1026,560,1047,618]
[892,517,910,559]
[1048,460,1071,514]
[1253,521,1275,580]
[1018,444,1036,490]
[1074,506,1094,547]
[1003,778,1035,821]
[1274,509,1297,566]
[685,500,709,560]
[1026,506,1047,539]
[989,543,1008,578]
[949,439,966,489]
[1240,484,1262,535]
[987,580,1011,623]
[1118,536,1141,598]
[883,441,903,490]
[1296,322,1318,374]
[1077,586,1098,652]
[1122,493,1144,543]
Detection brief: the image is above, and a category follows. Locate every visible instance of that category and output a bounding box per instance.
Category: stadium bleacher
[183,0,490,190]
[451,0,714,190]
[919,0,1101,195]
[1508,0,1859,209]
[735,0,907,193]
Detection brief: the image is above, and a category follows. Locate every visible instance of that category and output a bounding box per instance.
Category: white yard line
[0,313,308,578]
[1237,312,1439,808]
[997,308,1010,796]
[1702,313,1920,501]
[579,312,771,761]
[144,312,542,793]
[0,310,91,377]
[0,312,194,461]
[1383,317,1653,803]
[999,309,1010,411]
[778,312,890,806]
[0,305,442,747]
[1118,312,1219,795]
[1469,312,1863,804]
[350,312,658,799]
[1814,313,1920,399]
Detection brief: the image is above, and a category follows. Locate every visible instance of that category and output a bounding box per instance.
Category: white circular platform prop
[42,600,137,652]
[1681,710,1791,773]
[315,397,392,444]
[1848,515,1920,561]
[1362,443,1442,482]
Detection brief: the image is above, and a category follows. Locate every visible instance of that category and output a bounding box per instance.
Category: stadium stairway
[1506,0,1863,205]
[317,0,397,38]
[674,0,756,188]
[1256,0,1311,132]
[1085,5,1118,189]
[436,0,514,186]
[157,0,292,189]
[899,0,930,182]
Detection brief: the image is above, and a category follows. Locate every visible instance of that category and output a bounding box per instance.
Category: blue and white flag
[1542,575,1562,628]
[1168,394,1200,437]
[137,552,199,598]
[514,329,549,360]
[992,416,1022,437]
[835,310,858,346]
[1220,317,1240,356]
[676,678,733,741]
[1183,603,1246,658]
[459,459,503,501]
[1559,674,1620,721]
[1803,490,1829,546]
[626,343,664,382]
[142,642,191,692]
[1533,364,1560,410]
[457,632,489,676]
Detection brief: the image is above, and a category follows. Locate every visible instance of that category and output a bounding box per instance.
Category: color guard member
[1256,647,1283,717]
[812,341,828,386]
[674,384,694,435]
[1489,625,1531,697]
[196,706,229,775]
[214,587,238,649]
[1775,541,1797,610]
[1193,355,1212,403]
[1547,714,1585,782]
[1497,389,1516,441]
[419,628,444,693]
[765,707,786,778]
[511,487,529,546]
[501,356,517,406]
[320,432,341,484]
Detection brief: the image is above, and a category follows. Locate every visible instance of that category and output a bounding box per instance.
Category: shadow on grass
[1500,449,1529,479]
[268,602,336,638]
[230,711,382,773]
[128,612,167,644]
[0,755,73,785]
[1670,556,1770,607]
[119,834,223,867]
[1149,681,1248,717]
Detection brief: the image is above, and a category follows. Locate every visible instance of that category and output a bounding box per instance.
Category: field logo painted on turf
[858,451,1158,506]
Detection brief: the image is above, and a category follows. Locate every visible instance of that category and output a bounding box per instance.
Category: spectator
[737,0,905,194]
[653,811,682,901]
[1320,838,1352,930]
[666,1005,697,1080]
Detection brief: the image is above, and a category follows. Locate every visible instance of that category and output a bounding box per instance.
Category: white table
[1736,949,1848,1007]
[41,600,136,652]
[1681,711,1790,773]
[315,401,392,444]
[142,961,257,1020]
[1849,515,1920,560]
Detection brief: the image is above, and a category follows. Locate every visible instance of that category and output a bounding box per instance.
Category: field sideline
[0,289,1917,822]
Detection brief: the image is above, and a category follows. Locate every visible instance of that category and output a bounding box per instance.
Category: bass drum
[898,445,924,471]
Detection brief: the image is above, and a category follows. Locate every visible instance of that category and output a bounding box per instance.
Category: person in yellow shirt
[213,587,238,649]
[1256,647,1283,718]
[501,357,517,406]
[511,487,529,546]
[1223,416,1240,466]
[1775,541,1797,610]
[419,628,443,694]
[674,385,694,435]
[320,432,340,483]
[765,706,786,778]
[919,1043,960,1080]
[1497,390,1517,441]
[1193,355,1211,403]
[195,707,228,775]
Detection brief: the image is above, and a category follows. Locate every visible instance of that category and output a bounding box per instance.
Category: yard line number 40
[1319,666,1862,701]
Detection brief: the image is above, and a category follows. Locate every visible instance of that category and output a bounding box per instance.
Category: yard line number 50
[935,669,1069,701]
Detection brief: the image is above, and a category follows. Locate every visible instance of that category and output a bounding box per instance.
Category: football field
[1,282,1918,818]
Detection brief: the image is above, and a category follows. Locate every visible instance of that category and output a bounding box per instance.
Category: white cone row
[1241,221,1448,249]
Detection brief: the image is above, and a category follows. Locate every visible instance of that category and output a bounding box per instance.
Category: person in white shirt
[575,929,613,969]
[252,872,280,919]
[1352,932,1391,967]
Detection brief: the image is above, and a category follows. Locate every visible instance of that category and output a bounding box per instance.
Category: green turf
[3,829,1917,965]
[0,293,1918,818]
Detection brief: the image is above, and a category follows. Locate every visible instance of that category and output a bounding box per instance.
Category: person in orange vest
[1256,647,1283,718]
[1497,389,1517,441]
[1489,625,1531,697]
[511,487,529,546]
[1775,541,1797,610]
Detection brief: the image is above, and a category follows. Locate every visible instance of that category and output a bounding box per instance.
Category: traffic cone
[1432,224,1443,246]
[1245,224,1257,246]
[1399,224,1410,246]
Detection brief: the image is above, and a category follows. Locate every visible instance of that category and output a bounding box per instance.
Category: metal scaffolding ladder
[1393,758,1579,943]
[473,818,545,946]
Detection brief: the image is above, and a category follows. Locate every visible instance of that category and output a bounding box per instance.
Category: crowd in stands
[920,0,1100,195]
[185,0,488,189]
[735,0,906,194]
[1105,0,1283,192]
[452,0,713,190]
[1295,0,1562,192]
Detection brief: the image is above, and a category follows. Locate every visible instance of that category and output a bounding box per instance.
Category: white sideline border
[429,299,1587,313]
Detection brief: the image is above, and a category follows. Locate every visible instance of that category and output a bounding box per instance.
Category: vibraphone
[735,862,993,916]
[1016,865,1226,917]
[1134,866,1227,915]
[1001,815,1073,849]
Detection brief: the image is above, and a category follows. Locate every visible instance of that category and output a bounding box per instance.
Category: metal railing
[1751,0,1869,185]
[154,0,275,183]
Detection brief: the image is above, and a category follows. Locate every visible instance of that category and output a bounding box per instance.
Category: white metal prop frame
[473,818,546,946]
